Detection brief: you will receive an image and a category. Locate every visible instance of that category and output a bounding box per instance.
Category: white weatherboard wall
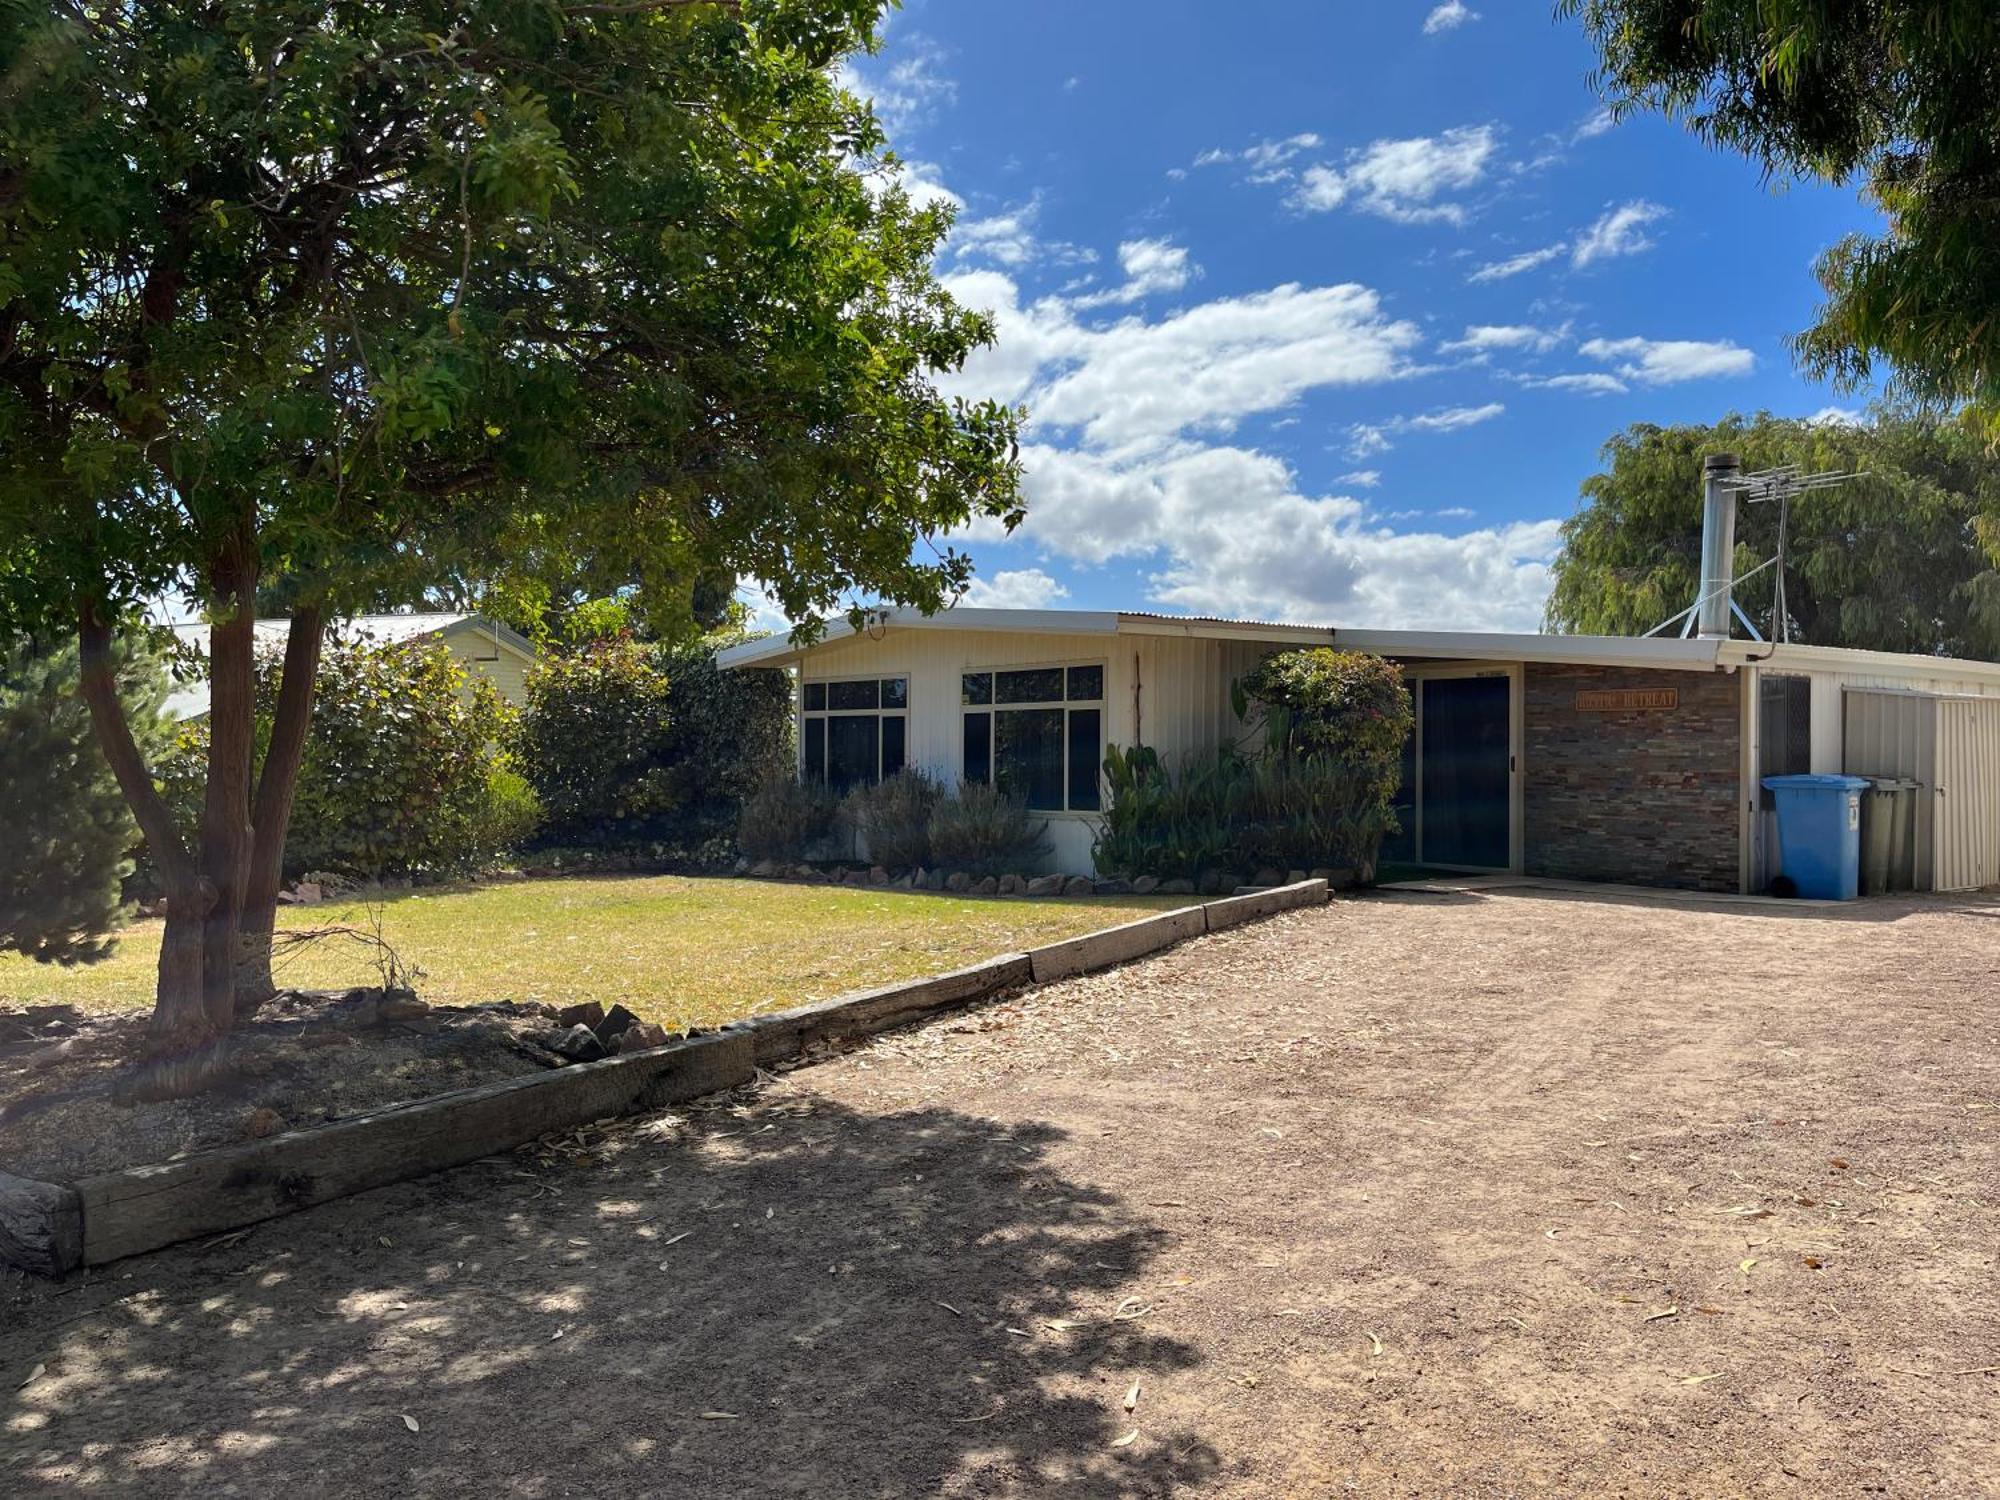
[796,626,1246,875]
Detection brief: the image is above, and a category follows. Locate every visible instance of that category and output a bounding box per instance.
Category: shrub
[841,769,942,870]
[159,636,525,880]
[926,781,1050,876]
[738,774,840,862]
[518,635,792,847]
[1236,648,1412,802]
[0,635,166,964]
[477,764,544,858]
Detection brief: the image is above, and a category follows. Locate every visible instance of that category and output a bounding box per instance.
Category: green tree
[0,636,167,966]
[0,1,1021,1080]
[1545,411,2000,654]
[1560,1,2000,426]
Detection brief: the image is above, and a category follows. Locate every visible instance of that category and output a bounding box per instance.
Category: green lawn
[0,875,1184,1030]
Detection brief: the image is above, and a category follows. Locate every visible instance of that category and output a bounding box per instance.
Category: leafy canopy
[1545,410,2000,654]
[0,0,1023,637]
[1561,1,2000,428]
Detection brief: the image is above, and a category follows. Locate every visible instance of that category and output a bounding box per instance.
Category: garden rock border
[0,879,1329,1276]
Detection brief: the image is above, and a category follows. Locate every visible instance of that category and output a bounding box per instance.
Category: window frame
[800,673,909,790]
[960,659,1108,816]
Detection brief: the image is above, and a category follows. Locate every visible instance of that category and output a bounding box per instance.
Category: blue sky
[792,0,1885,633]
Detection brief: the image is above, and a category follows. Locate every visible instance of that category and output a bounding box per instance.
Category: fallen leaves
[1739,1258,1759,1275]
[20,1363,46,1389]
[1680,1373,1724,1387]
[1645,1306,1680,1323]
[699,1411,742,1421]
[1111,1429,1139,1448]
[1123,1379,1142,1413]
[401,1413,420,1433]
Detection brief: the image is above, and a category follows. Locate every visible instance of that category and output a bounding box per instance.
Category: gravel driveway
[5,887,1997,1497]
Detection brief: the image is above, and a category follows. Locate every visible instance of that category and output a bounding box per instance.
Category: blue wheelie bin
[1762,774,1870,899]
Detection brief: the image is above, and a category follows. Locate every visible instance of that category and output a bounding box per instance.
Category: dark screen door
[1421,676,1511,869]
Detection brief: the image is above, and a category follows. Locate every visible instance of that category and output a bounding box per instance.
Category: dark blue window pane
[882,677,908,709]
[962,673,992,706]
[1067,709,1102,811]
[963,712,991,783]
[1067,665,1104,702]
[882,716,907,778]
[803,682,826,711]
[803,717,826,782]
[997,668,1065,704]
[995,707,1064,810]
[828,679,879,711]
[827,715,879,793]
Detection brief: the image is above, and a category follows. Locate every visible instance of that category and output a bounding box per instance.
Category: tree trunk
[196,546,259,1036]
[76,605,216,1056]
[235,604,326,1017]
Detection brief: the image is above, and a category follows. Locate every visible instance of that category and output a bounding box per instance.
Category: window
[961,664,1104,812]
[1760,674,1812,779]
[802,676,908,792]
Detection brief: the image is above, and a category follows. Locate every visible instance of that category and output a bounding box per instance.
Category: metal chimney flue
[1696,451,1742,639]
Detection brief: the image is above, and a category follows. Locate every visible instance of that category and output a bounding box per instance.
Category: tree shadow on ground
[3,1090,1223,1497]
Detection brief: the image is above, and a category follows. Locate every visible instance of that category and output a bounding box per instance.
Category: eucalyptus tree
[0,0,1021,1087]
[1561,1,2000,428]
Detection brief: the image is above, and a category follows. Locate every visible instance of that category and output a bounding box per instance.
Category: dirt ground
[4,887,1997,1498]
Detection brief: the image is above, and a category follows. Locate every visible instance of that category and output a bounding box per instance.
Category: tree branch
[77,601,200,894]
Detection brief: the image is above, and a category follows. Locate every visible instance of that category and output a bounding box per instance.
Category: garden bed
[0,881,1330,1276]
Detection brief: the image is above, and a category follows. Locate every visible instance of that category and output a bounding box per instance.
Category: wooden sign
[1575,687,1678,713]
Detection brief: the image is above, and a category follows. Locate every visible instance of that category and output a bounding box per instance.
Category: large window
[962,664,1103,812]
[802,676,908,793]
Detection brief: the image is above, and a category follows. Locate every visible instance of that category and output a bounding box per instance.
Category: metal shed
[1842,688,2000,892]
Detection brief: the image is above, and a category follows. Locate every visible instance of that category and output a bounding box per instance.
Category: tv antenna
[1644,460,1863,644]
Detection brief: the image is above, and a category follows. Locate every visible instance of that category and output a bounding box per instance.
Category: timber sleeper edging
[1,879,1330,1276]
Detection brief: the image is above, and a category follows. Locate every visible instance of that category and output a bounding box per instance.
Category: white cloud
[1016,442,1560,631]
[1290,125,1499,225]
[1806,405,1864,427]
[838,36,956,135]
[1191,132,1322,184]
[1572,107,1616,142]
[942,275,1425,452]
[1423,1,1479,34]
[1441,323,1566,357]
[1346,401,1504,458]
[1435,506,1477,520]
[1337,469,1383,488]
[958,568,1071,609]
[1467,243,1566,283]
[1520,371,1629,396]
[950,194,1094,270]
[1069,237,1198,308]
[1579,335,1755,383]
[1571,199,1668,267]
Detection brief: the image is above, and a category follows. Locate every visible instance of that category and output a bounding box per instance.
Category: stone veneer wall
[1523,665,1742,892]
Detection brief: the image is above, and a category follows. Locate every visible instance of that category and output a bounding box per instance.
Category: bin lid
[1866,776,1920,791]
[1761,774,1871,792]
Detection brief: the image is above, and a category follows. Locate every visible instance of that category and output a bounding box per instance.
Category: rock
[972,876,999,896]
[924,868,949,891]
[1159,878,1195,896]
[997,873,1026,896]
[945,872,973,893]
[1062,876,1095,897]
[1251,867,1285,889]
[615,1021,672,1053]
[1325,867,1357,889]
[243,1107,287,1140]
[1131,875,1161,895]
[1197,871,1233,896]
[549,1024,608,1064]
[1025,873,1065,897]
[378,996,430,1026]
[593,1003,640,1044]
[749,859,778,879]
[1093,878,1133,896]
[869,865,890,885]
[794,863,817,880]
[557,1000,606,1032]
[733,856,752,875]
[892,872,916,889]
[841,867,868,885]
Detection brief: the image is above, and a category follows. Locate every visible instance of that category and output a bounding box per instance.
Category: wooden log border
[3,879,1329,1275]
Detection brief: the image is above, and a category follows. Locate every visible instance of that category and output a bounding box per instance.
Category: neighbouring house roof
[713,605,2000,688]
[164,611,538,720]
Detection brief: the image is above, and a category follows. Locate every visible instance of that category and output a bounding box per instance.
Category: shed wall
[1522,665,1742,892]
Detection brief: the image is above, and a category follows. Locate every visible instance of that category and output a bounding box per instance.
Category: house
[165,612,539,720]
[716,607,2000,894]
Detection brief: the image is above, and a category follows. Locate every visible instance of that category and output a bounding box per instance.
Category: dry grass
[0,873,1180,1030]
